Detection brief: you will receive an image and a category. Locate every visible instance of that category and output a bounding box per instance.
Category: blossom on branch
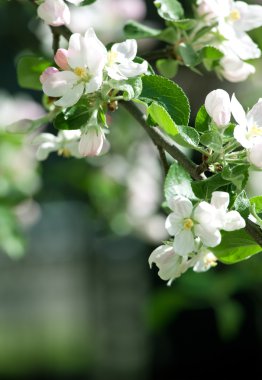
[205,89,231,127]
[37,0,83,26]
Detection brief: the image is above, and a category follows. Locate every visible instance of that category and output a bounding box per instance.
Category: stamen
[183,218,194,230]
[229,9,241,21]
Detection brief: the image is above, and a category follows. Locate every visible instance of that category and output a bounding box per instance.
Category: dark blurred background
[0,0,262,379]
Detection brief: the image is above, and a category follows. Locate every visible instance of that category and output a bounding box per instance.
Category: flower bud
[205,89,231,127]
[79,127,109,157]
[248,139,262,169]
[37,0,70,26]
[54,49,70,70]
[40,67,59,84]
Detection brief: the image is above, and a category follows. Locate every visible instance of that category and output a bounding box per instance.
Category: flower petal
[117,60,148,78]
[247,100,262,130]
[36,142,56,160]
[223,211,246,231]
[211,191,229,211]
[235,1,262,32]
[85,73,103,93]
[174,229,195,256]
[165,213,183,236]
[111,39,137,62]
[248,139,262,169]
[42,70,77,97]
[233,124,251,148]
[194,224,221,247]
[194,201,217,227]
[231,93,246,126]
[37,0,70,26]
[205,89,231,126]
[54,82,84,107]
[170,196,193,219]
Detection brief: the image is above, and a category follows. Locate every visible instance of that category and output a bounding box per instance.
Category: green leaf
[154,0,184,21]
[250,196,262,213]
[199,46,224,70]
[192,173,229,200]
[81,0,96,4]
[212,229,261,264]
[234,190,250,218]
[200,130,222,152]
[164,162,196,202]
[156,59,178,78]
[195,105,211,133]
[124,21,161,39]
[17,56,51,91]
[140,75,190,126]
[109,77,142,100]
[172,19,196,30]
[222,164,249,191]
[178,43,198,67]
[54,105,91,130]
[173,125,200,149]
[157,27,177,43]
[148,102,178,136]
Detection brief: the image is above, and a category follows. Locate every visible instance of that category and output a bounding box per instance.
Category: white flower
[165,196,221,256]
[219,51,256,83]
[248,139,262,169]
[205,89,231,127]
[232,94,262,148]
[37,0,83,26]
[33,130,81,160]
[79,126,110,157]
[149,245,189,285]
[190,247,217,273]
[106,39,148,80]
[209,191,246,231]
[41,28,107,108]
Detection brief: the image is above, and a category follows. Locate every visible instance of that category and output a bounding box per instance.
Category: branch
[122,101,201,180]
[156,145,169,175]
[245,219,262,247]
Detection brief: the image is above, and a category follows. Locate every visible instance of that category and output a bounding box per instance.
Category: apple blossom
[205,89,231,127]
[220,51,256,83]
[37,0,84,26]
[106,39,148,80]
[33,130,81,160]
[41,28,107,108]
[248,139,262,169]
[231,94,262,149]
[79,127,110,157]
[148,245,189,285]
[190,247,217,272]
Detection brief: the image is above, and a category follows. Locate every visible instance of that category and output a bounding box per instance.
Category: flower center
[58,148,71,157]
[74,66,90,80]
[248,124,262,138]
[204,253,217,267]
[108,51,118,66]
[183,218,194,230]
[229,9,241,21]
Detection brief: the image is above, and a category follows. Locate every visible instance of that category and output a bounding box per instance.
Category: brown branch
[156,145,169,176]
[245,219,262,247]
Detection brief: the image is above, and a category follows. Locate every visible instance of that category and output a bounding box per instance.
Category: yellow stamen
[248,125,262,138]
[74,66,87,78]
[58,148,71,157]
[108,51,118,66]
[183,218,194,230]
[229,9,241,21]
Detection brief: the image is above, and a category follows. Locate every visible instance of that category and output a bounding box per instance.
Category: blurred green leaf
[195,105,211,133]
[124,21,161,39]
[54,105,91,130]
[156,59,178,78]
[222,164,249,191]
[234,190,250,218]
[178,43,198,66]
[250,196,262,213]
[17,56,51,91]
[154,0,184,21]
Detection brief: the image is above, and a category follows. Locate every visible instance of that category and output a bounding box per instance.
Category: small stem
[156,145,169,175]
[50,27,60,54]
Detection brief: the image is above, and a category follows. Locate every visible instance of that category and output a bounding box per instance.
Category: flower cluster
[149,191,245,284]
[196,0,262,82]
[38,28,148,159]
[205,89,262,169]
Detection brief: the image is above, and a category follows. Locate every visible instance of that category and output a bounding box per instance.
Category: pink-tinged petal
[37,0,70,26]
[42,71,77,97]
[79,127,104,157]
[117,60,148,78]
[174,229,195,256]
[234,1,262,32]
[54,83,84,108]
[223,211,246,231]
[231,93,246,126]
[211,191,229,211]
[54,48,70,70]
[111,39,137,62]
[233,124,251,148]
[248,139,262,169]
[85,73,103,93]
[205,89,231,127]
[194,224,221,247]
[40,67,59,84]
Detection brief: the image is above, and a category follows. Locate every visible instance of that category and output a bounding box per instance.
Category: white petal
[231,93,246,126]
[233,124,251,148]
[170,196,193,219]
[117,60,148,78]
[111,39,137,62]
[174,230,195,256]
[211,191,229,211]
[33,133,57,145]
[221,54,255,82]
[55,83,84,108]
[42,71,78,97]
[192,249,217,273]
[205,89,231,126]
[223,211,246,231]
[194,201,217,227]
[234,1,262,32]
[85,73,103,93]
[165,213,183,236]
[229,32,261,60]
[78,127,104,157]
[37,0,70,26]
[247,100,262,130]
[36,142,57,160]
[106,65,127,80]
[248,139,262,169]
[194,224,221,247]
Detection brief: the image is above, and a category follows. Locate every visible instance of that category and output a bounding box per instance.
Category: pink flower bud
[79,127,109,157]
[37,0,71,26]
[40,67,59,84]
[54,48,70,70]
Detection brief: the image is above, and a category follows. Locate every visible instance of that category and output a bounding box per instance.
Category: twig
[156,145,169,175]
[50,27,61,54]
[245,219,262,247]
